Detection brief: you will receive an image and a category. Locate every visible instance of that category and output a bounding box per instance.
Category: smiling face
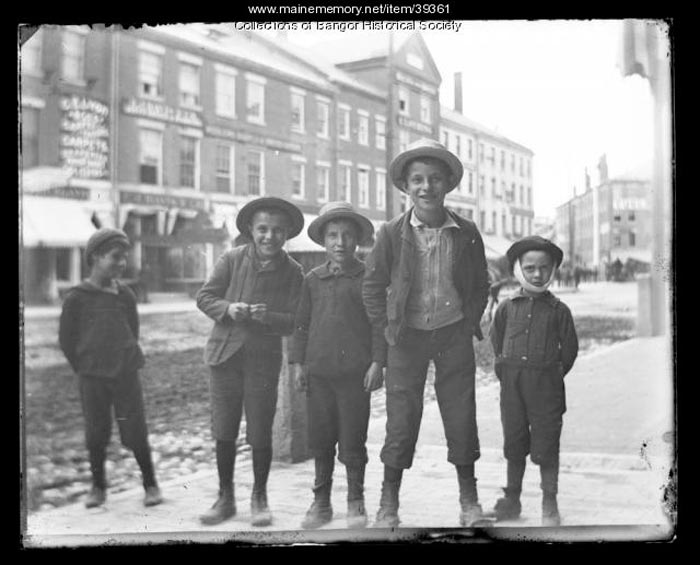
[249,209,290,260]
[91,244,129,282]
[404,158,452,217]
[519,250,554,288]
[322,219,359,267]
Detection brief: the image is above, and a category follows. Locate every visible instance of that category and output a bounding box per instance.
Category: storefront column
[132,216,142,272]
[70,247,82,285]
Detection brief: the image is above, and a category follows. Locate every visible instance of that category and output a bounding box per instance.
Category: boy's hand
[364,362,384,393]
[293,364,308,392]
[249,303,268,322]
[227,302,250,321]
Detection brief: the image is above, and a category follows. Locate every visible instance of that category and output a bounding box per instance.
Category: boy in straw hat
[363,138,491,527]
[489,236,578,526]
[290,201,384,530]
[196,197,304,527]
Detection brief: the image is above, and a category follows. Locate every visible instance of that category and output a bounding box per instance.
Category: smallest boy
[290,201,385,530]
[59,228,162,509]
[489,236,578,527]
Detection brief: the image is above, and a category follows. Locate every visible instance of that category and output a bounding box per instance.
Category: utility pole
[385,31,395,220]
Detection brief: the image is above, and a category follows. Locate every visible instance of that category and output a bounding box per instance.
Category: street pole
[385,31,395,220]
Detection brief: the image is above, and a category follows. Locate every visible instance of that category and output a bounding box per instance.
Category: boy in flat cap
[196,197,304,527]
[290,201,385,530]
[363,138,490,528]
[59,228,163,509]
[489,236,579,526]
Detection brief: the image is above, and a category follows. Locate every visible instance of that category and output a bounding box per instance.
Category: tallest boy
[363,138,490,528]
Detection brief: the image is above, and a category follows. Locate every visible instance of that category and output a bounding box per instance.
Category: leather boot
[251,487,273,527]
[493,487,522,521]
[85,486,106,508]
[458,475,484,527]
[199,485,236,525]
[542,493,561,527]
[301,454,335,529]
[373,480,400,528]
[346,465,367,529]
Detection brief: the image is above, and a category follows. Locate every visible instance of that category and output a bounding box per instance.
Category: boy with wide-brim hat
[290,201,384,530]
[489,235,578,526]
[362,138,491,527]
[196,196,304,527]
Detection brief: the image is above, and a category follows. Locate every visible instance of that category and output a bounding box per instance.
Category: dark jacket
[58,281,145,379]
[363,208,490,346]
[289,260,386,378]
[196,243,304,366]
[489,289,579,375]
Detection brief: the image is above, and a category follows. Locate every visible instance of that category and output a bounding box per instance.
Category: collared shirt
[290,258,385,377]
[489,288,579,374]
[405,210,464,330]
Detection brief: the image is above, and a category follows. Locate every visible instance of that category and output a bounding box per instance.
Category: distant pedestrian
[196,197,304,527]
[363,138,490,528]
[58,228,163,510]
[290,201,384,530]
[489,236,579,526]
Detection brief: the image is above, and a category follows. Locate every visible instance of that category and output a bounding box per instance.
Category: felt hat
[235,197,304,240]
[389,137,463,193]
[307,201,375,246]
[506,236,564,270]
[85,228,130,265]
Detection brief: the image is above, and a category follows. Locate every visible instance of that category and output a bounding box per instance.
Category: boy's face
[520,250,554,287]
[323,219,359,266]
[404,158,451,215]
[92,245,128,280]
[249,210,290,259]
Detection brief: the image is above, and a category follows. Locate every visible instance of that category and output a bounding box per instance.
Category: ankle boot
[542,493,560,527]
[493,487,522,521]
[346,465,367,529]
[85,485,107,508]
[458,474,484,527]
[251,487,272,527]
[200,485,236,525]
[374,480,400,528]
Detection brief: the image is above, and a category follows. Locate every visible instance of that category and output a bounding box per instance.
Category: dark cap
[85,228,130,265]
[506,236,564,270]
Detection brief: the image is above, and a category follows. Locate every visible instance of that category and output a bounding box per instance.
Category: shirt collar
[512,287,559,306]
[246,243,286,272]
[315,258,364,279]
[410,209,460,230]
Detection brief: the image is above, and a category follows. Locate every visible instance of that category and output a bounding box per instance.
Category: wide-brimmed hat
[389,138,463,193]
[307,201,375,246]
[236,197,304,240]
[85,228,131,265]
[506,236,564,270]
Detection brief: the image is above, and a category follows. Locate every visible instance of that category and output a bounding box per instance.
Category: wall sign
[205,125,302,153]
[59,95,110,179]
[120,190,207,211]
[122,98,203,128]
[395,71,438,95]
[397,115,433,135]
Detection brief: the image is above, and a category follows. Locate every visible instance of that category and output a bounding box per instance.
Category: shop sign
[613,197,648,211]
[122,98,203,127]
[59,95,110,180]
[395,70,438,95]
[205,125,302,153]
[33,185,90,200]
[397,115,433,135]
[120,190,207,211]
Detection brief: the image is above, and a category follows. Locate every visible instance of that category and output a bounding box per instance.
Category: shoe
[493,489,522,521]
[199,488,236,525]
[144,485,163,507]
[85,486,106,508]
[301,499,333,529]
[373,480,400,528]
[347,499,367,529]
[459,502,486,527]
[542,494,561,527]
[251,489,272,527]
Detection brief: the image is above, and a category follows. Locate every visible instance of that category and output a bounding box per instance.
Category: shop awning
[482,234,513,260]
[610,248,652,264]
[21,167,73,193]
[22,197,97,247]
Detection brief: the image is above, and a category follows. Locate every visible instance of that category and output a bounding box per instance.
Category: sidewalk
[23,337,675,547]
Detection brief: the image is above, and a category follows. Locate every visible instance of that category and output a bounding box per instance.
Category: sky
[283,19,661,219]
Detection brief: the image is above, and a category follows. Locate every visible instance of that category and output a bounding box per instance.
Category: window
[519,185,524,204]
[376,170,386,211]
[527,186,532,207]
[468,139,473,160]
[511,153,515,172]
[317,163,330,203]
[291,159,305,199]
[215,68,237,118]
[358,168,370,208]
[500,150,505,171]
[55,249,71,282]
[398,86,409,115]
[628,211,636,221]
[480,211,486,230]
[520,156,524,176]
[22,28,42,74]
[511,183,516,202]
[338,163,352,202]
[501,181,506,198]
[527,159,531,178]
[247,150,264,195]
[61,29,86,82]
[338,105,350,140]
[290,89,305,132]
[399,130,409,153]
[613,234,622,246]
[166,244,206,280]
[317,99,330,138]
[492,211,497,233]
[455,135,461,158]
[420,96,431,123]
[512,215,516,235]
[527,218,532,235]
[479,175,484,195]
[215,144,233,193]
[629,231,636,246]
[139,129,162,185]
[479,143,484,163]
[468,172,473,194]
[489,146,495,163]
[179,62,201,107]
[375,117,386,150]
[614,214,621,222]
[442,130,449,147]
[491,177,496,197]
[358,112,369,146]
[179,136,199,189]
[246,75,266,124]
[140,52,163,99]
[502,213,507,235]
[21,107,40,168]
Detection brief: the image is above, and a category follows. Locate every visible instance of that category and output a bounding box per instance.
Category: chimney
[454,72,463,114]
[597,154,609,184]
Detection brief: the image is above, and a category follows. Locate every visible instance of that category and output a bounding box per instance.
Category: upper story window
[358,167,370,209]
[455,135,461,159]
[247,149,265,195]
[21,28,43,75]
[338,105,351,141]
[215,144,234,193]
[291,158,305,200]
[290,88,305,133]
[179,135,199,189]
[317,98,330,138]
[338,162,352,203]
[376,169,387,211]
[140,51,164,99]
[357,111,369,146]
[399,129,409,153]
[375,116,386,150]
[139,128,162,185]
[21,107,40,168]
[179,62,201,108]
[398,86,409,115]
[215,65,237,118]
[317,162,330,203]
[500,150,505,171]
[246,73,266,125]
[420,96,431,124]
[61,28,87,83]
